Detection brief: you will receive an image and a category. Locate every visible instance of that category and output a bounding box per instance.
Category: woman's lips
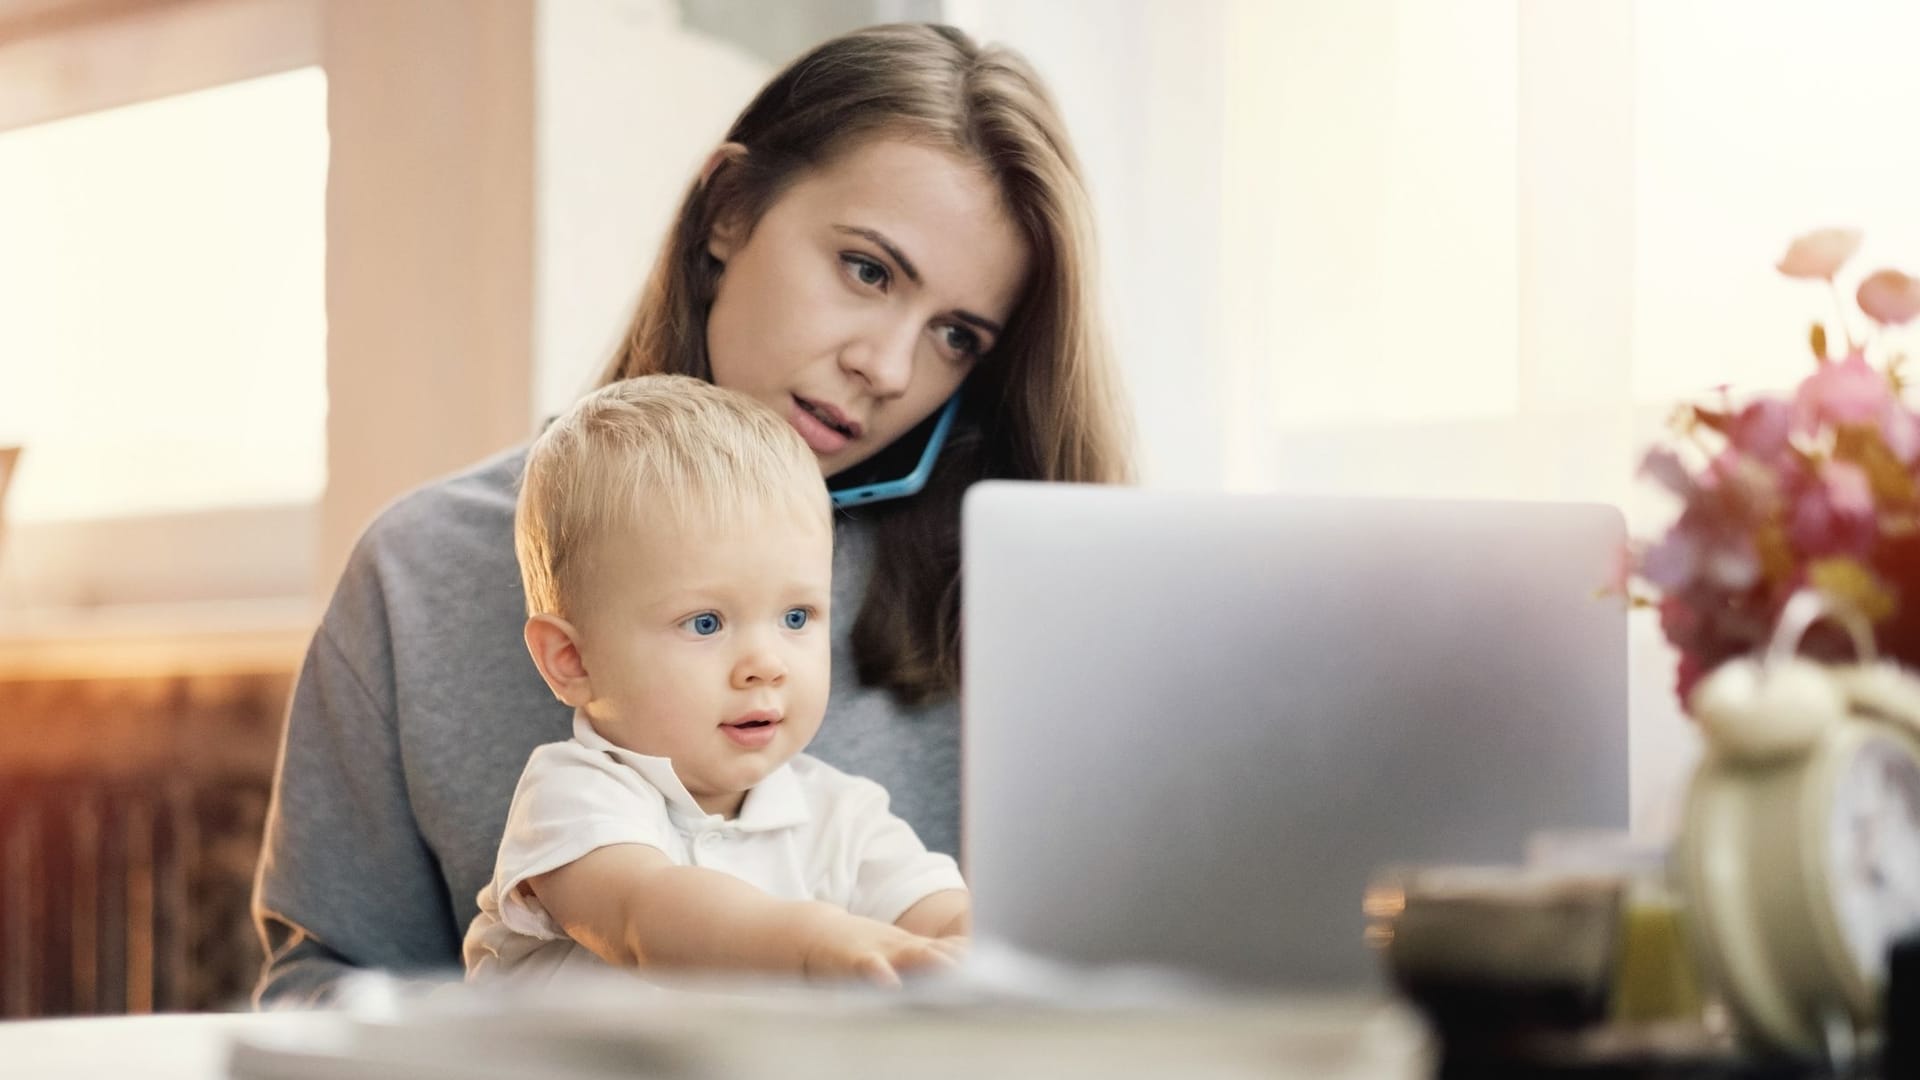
[788,398,850,455]
[803,397,862,438]
[789,396,859,455]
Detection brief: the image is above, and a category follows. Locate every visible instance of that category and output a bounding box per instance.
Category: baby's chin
[704,747,803,791]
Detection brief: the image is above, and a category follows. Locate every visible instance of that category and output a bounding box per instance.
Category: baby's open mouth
[721,715,781,748]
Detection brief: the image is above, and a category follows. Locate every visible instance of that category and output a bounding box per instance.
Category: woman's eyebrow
[951,310,1003,338]
[835,225,921,283]
[834,224,1005,338]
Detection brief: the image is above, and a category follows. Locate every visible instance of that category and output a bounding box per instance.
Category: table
[0,998,1430,1080]
[0,1012,327,1080]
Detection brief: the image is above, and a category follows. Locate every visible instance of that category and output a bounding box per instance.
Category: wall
[530,0,767,422]
[531,0,931,422]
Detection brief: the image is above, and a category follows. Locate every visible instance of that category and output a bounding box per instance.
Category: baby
[463,375,968,986]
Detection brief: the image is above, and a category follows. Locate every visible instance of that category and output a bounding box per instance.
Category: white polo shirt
[463,713,965,981]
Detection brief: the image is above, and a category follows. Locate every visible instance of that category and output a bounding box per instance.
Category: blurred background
[2,0,1917,1017]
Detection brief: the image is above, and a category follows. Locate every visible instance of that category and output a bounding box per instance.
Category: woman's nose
[839,317,918,399]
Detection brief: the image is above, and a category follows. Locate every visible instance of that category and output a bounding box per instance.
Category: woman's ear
[707,217,744,264]
[524,614,593,708]
[701,142,749,263]
[698,141,747,189]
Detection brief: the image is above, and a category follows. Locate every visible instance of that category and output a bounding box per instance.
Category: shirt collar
[571,711,810,832]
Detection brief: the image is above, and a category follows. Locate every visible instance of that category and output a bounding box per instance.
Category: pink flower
[1793,350,1896,433]
[1701,535,1762,591]
[1634,227,1920,715]
[1731,399,1792,460]
[1638,447,1695,498]
[1674,650,1708,704]
[1776,227,1862,280]
[1640,529,1700,591]
[1822,460,1875,516]
[1658,595,1700,645]
[1702,450,1781,521]
[1885,406,1920,464]
[1788,460,1876,558]
[1857,268,1920,325]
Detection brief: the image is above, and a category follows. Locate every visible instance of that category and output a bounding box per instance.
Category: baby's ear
[524,614,592,707]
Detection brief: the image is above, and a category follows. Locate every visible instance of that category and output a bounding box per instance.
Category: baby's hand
[798,910,956,988]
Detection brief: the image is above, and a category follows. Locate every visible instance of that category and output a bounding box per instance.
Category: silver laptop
[960,482,1627,991]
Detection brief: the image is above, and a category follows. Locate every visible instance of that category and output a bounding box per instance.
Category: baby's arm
[529,844,953,986]
[894,888,970,940]
[833,775,970,945]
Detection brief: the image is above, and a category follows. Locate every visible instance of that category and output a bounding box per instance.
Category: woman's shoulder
[325,444,529,628]
[361,445,527,557]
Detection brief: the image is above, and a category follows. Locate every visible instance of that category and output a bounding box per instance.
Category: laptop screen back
[960,482,1628,990]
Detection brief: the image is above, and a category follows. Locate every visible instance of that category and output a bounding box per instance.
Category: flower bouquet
[1629,229,1920,702]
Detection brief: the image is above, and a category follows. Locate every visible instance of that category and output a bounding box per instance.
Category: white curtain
[945,0,1920,838]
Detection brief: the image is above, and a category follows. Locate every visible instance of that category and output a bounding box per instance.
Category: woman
[252,22,1132,1004]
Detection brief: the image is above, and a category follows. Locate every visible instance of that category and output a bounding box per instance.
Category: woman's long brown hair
[599,23,1132,704]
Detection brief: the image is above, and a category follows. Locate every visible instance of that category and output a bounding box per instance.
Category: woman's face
[704,138,1031,479]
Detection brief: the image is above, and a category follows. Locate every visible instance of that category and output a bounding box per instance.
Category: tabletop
[0,996,1432,1080]
[0,1012,325,1080]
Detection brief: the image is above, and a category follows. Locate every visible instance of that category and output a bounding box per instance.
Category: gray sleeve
[250,550,461,1006]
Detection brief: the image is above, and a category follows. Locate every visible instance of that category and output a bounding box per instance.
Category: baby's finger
[856,952,903,990]
[929,936,969,960]
[894,939,960,970]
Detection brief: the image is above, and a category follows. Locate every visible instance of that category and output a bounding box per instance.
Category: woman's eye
[682,612,723,636]
[783,607,811,631]
[942,324,984,359]
[842,253,890,291]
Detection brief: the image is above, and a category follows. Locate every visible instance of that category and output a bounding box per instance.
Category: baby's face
[573,501,832,816]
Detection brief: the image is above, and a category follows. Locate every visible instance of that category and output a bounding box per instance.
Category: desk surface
[0,999,1431,1080]
[0,1013,321,1080]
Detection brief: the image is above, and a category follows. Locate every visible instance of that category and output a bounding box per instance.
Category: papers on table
[229,943,1429,1080]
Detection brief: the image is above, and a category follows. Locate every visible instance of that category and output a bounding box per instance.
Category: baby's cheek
[619,689,710,752]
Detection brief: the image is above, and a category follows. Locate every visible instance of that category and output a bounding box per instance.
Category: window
[0,67,328,525]
[1633,0,1920,403]
[0,0,325,614]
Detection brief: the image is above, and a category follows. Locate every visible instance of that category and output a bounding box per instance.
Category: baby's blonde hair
[515,374,828,619]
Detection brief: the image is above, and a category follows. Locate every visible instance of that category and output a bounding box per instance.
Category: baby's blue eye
[683,612,722,636]
[783,608,810,630]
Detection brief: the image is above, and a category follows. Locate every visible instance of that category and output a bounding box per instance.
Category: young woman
[252,22,1131,1004]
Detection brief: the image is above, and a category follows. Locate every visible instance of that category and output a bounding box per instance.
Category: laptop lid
[960,482,1628,990]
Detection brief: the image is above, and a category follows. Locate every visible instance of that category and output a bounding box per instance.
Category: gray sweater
[251,446,960,1005]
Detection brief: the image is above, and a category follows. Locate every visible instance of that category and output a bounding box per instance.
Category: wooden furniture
[0,602,308,1017]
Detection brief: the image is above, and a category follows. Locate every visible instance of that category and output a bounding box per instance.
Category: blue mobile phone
[828,393,962,509]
